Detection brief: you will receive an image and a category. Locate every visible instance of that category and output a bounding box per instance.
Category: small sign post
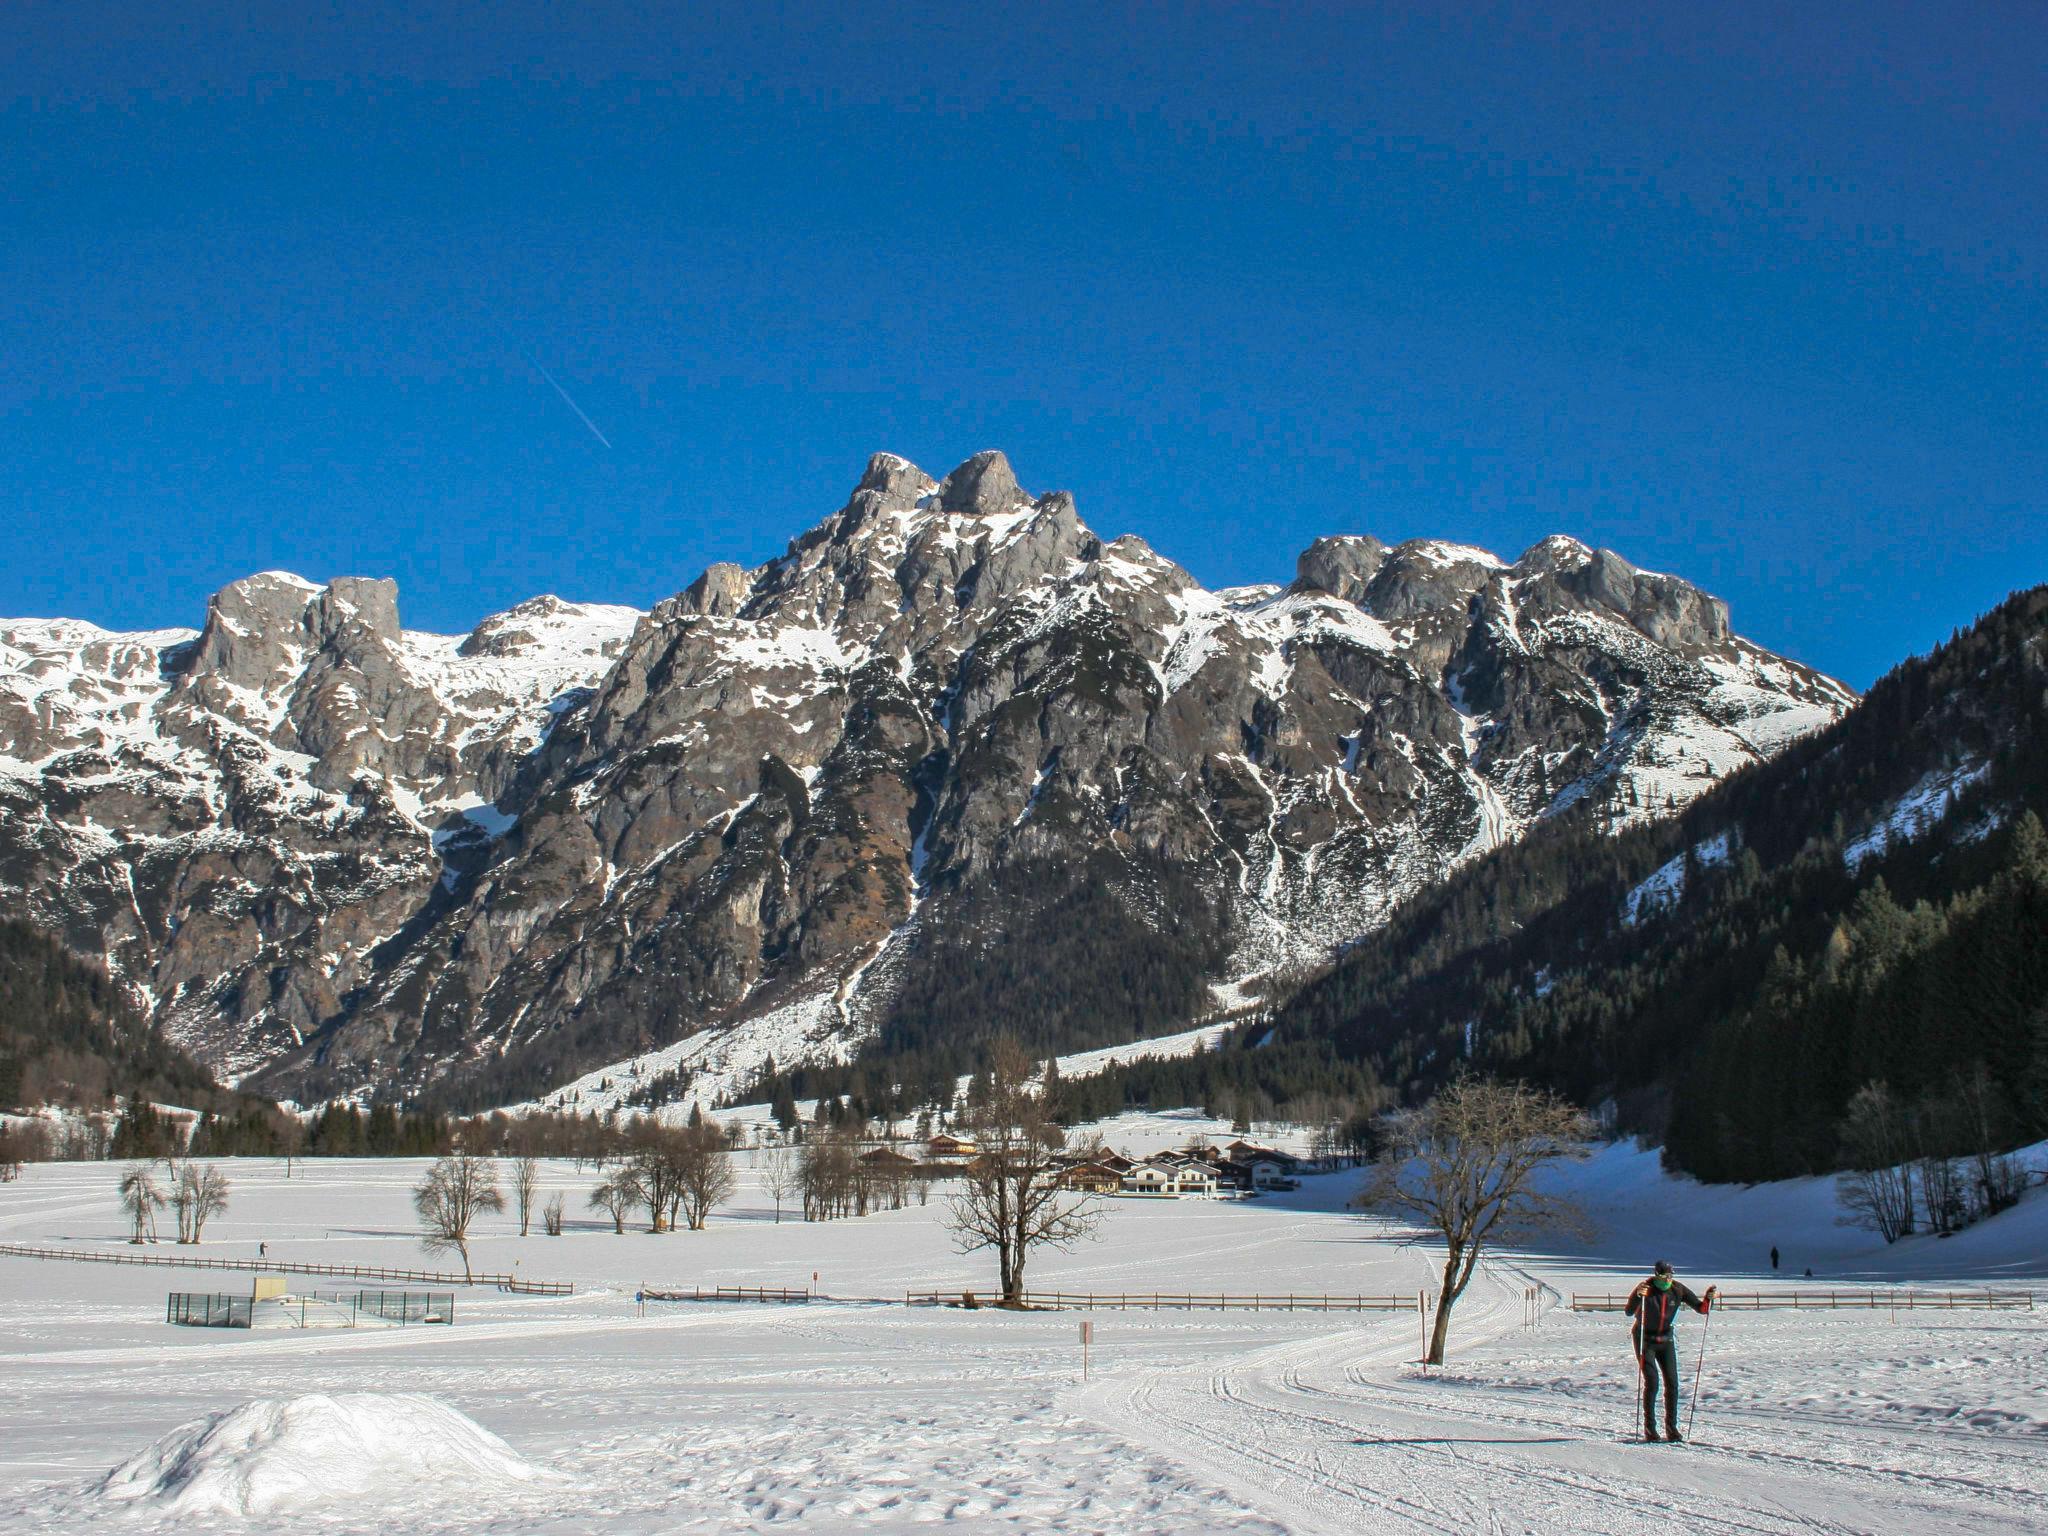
[1080,1319,1093,1381]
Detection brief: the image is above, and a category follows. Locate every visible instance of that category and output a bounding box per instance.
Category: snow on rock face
[1623,830,1733,926]
[96,1393,556,1518]
[1844,760,1990,873]
[0,578,637,1078]
[0,451,1855,1109]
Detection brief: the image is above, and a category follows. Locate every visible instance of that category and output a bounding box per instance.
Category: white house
[1118,1164,1176,1197]
[1117,1162,1219,1198]
[1242,1158,1296,1190]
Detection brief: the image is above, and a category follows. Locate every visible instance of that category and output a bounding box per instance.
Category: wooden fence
[0,1241,570,1293]
[498,1277,575,1296]
[1571,1289,2034,1313]
[641,1285,812,1304]
[905,1288,1423,1313]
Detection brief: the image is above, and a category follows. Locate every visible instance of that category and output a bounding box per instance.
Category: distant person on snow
[1770,1245,1778,1271]
[1627,1259,1716,1442]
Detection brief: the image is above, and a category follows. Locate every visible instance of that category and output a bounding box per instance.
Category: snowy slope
[0,1143,2041,1533]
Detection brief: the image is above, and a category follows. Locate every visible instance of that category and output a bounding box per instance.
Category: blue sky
[4,2,2042,687]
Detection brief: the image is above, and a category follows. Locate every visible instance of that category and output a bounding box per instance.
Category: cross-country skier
[1626,1260,1716,1442]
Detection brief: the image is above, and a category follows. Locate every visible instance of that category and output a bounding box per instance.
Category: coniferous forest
[0,917,221,1114]
[1260,585,2048,1181]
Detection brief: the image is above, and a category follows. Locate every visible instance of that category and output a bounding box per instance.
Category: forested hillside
[0,918,225,1112]
[1252,586,2048,1180]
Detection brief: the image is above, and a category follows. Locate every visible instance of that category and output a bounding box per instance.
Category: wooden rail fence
[0,1241,571,1294]
[906,1289,1423,1313]
[1571,1289,2034,1313]
[641,1284,813,1304]
[498,1277,575,1296]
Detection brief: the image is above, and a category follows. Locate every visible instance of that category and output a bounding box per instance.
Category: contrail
[529,356,613,450]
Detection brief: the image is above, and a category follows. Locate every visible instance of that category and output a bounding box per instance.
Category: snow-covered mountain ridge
[0,451,1852,1106]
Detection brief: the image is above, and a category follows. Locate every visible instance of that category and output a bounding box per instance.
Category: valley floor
[0,1138,2042,1533]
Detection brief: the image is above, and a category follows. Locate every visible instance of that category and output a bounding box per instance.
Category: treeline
[1045,1032,1389,1143]
[5,1096,744,1168]
[1267,585,2048,1184]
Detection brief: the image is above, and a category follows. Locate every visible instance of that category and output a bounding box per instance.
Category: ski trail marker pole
[1685,1306,1712,1440]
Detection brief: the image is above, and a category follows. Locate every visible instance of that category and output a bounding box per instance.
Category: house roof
[1060,1161,1122,1181]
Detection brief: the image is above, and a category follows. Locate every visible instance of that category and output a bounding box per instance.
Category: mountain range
[0,451,1852,1111]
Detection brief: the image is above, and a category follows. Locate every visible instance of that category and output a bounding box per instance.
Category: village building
[1118,1161,1219,1198]
[858,1147,919,1171]
[1055,1161,1123,1194]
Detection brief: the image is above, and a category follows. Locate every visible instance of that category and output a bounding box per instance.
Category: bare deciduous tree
[1357,1075,1590,1364]
[673,1120,735,1231]
[760,1146,799,1223]
[621,1123,687,1232]
[512,1155,541,1237]
[165,1161,230,1243]
[541,1192,566,1236]
[1952,1064,2027,1219]
[799,1128,863,1220]
[1836,1081,1916,1244]
[413,1152,504,1279]
[588,1170,639,1233]
[118,1163,166,1244]
[946,1038,1101,1305]
[0,1122,39,1181]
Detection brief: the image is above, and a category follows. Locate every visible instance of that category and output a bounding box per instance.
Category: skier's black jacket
[1626,1281,1710,1344]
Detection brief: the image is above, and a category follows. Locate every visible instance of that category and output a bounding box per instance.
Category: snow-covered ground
[0,1137,2042,1533]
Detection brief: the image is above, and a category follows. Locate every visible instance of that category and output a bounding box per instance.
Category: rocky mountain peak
[1507,539,1731,653]
[178,570,325,691]
[855,451,938,507]
[672,563,753,619]
[1294,535,1388,604]
[935,450,1027,516]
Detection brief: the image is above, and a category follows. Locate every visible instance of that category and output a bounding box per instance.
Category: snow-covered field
[0,1139,2043,1533]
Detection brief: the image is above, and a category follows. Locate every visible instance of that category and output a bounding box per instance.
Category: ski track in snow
[1075,1255,2048,1535]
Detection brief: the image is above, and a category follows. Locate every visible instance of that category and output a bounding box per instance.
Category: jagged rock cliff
[0,452,1852,1106]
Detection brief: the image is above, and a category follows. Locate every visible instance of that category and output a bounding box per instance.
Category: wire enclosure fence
[165,1289,455,1328]
[305,1290,458,1324]
[166,1292,252,1327]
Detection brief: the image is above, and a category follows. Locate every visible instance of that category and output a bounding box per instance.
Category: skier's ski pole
[1685,1307,1712,1440]
[1630,1323,1645,1440]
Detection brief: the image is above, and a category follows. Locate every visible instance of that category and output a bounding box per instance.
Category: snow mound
[97,1393,555,1518]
